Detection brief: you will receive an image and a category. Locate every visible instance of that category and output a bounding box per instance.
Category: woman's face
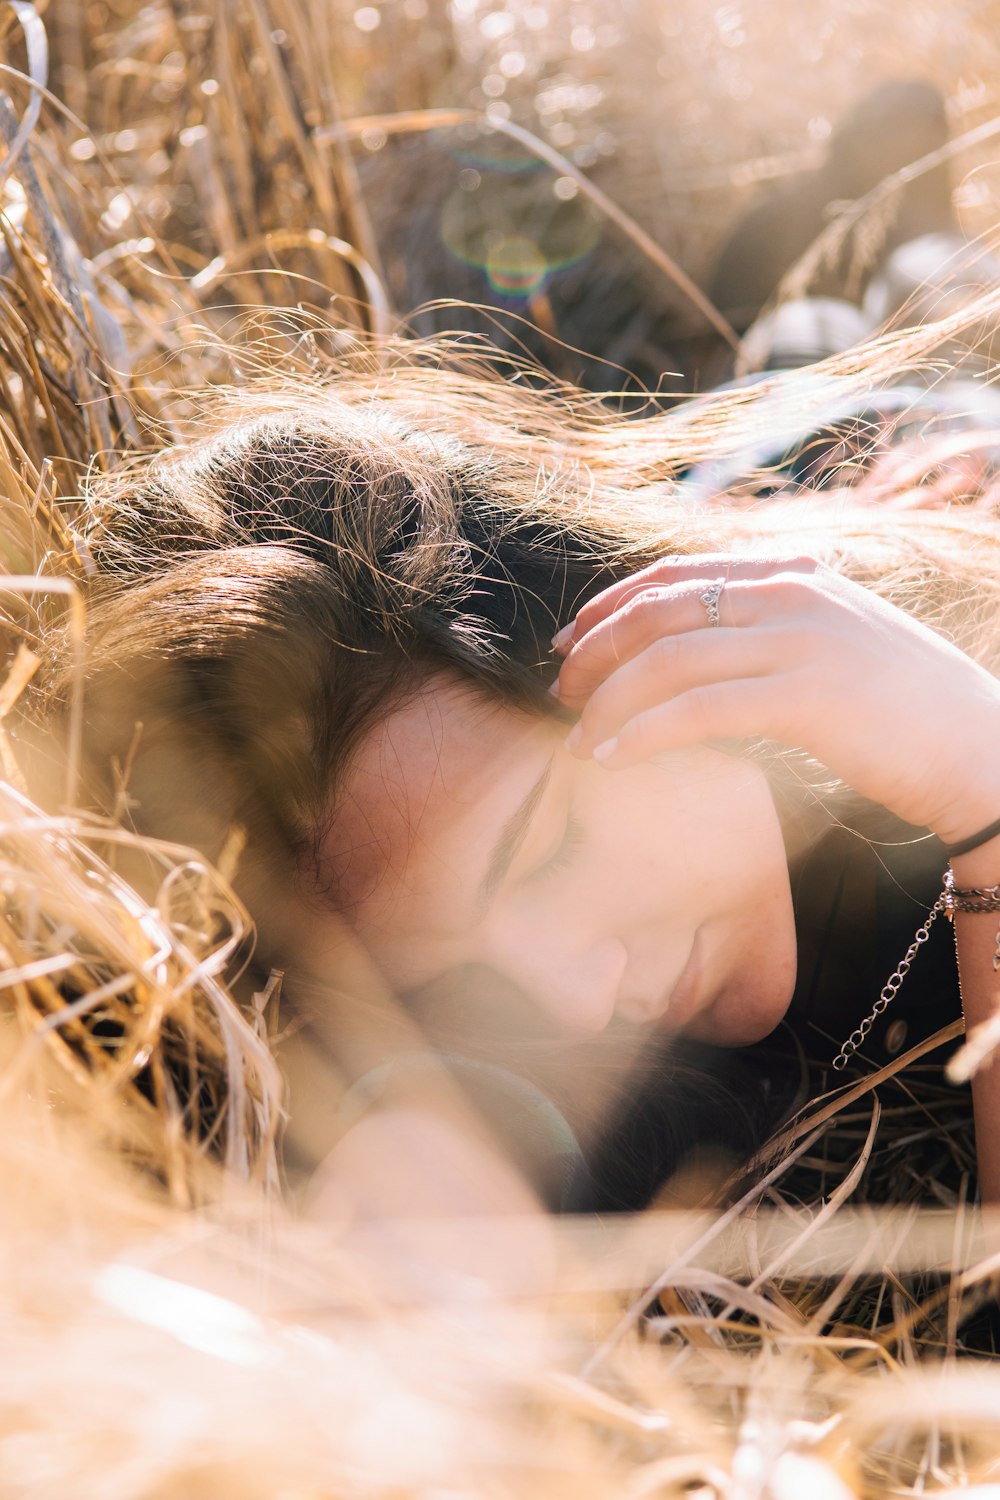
[322,678,797,1048]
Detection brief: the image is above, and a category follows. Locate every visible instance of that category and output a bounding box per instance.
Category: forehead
[323,679,549,924]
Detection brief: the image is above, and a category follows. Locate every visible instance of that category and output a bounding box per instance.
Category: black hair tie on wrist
[942,815,1000,859]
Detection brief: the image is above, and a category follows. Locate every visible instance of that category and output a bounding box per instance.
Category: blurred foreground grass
[1,1,1000,1495]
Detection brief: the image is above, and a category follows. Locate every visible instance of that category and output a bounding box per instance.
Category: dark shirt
[787,809,960,1070]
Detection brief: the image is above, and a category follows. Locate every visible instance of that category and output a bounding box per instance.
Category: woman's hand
[551,554,1000,846]
[851,430,1000,512]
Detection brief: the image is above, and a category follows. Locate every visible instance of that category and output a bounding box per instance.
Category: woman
[37,336,1000,1224]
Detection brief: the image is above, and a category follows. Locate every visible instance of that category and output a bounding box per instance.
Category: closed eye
[532,810,585,883]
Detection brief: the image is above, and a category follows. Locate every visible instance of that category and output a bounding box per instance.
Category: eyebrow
[477,756,555,913]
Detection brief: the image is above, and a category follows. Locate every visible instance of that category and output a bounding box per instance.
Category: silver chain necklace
[831,892,947,1071]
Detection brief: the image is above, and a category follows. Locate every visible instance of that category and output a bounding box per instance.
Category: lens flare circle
[484,233,548,295]
[439,170,601,301]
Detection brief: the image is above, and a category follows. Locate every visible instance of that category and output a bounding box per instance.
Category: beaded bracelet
[944,866,1000,973]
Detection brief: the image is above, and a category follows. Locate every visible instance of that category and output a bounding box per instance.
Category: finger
[974,474,1000,513]
[936,452,990,503]
[859,433,994,508]
[555,573,806,711]
[588,679,794,769]
[565,629,779,757]
[883,487,941,511]
[884,453,990,510]
[556,580,746,712]
[551,553,818,655]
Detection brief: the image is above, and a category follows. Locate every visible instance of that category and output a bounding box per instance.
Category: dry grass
[1,1,1000,1495]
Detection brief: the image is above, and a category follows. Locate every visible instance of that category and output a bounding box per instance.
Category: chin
[685,960,797,1049]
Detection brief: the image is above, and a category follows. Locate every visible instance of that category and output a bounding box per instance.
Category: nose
[492,932,628,1034]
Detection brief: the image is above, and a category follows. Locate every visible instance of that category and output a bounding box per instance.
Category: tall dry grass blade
[772,112,1000,317]
[0,93,114,458]
[580,1119,832,1379]
[0,574,82,803]
[0,0,46,193]
[190,228,391,340]
[0,775,282,1200]
[763,1020,966,1159]
[244,0,336,227]
[267,0,390,310]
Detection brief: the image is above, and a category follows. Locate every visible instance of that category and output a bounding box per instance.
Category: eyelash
[534,811,586,883]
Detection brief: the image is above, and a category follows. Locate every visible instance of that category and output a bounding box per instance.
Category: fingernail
[564,723,582,752]
[547,678,562,698]
[551,625,574,653]
[592,737,619,764]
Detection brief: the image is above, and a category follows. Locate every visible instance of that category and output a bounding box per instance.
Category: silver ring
[699,578,726,628]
